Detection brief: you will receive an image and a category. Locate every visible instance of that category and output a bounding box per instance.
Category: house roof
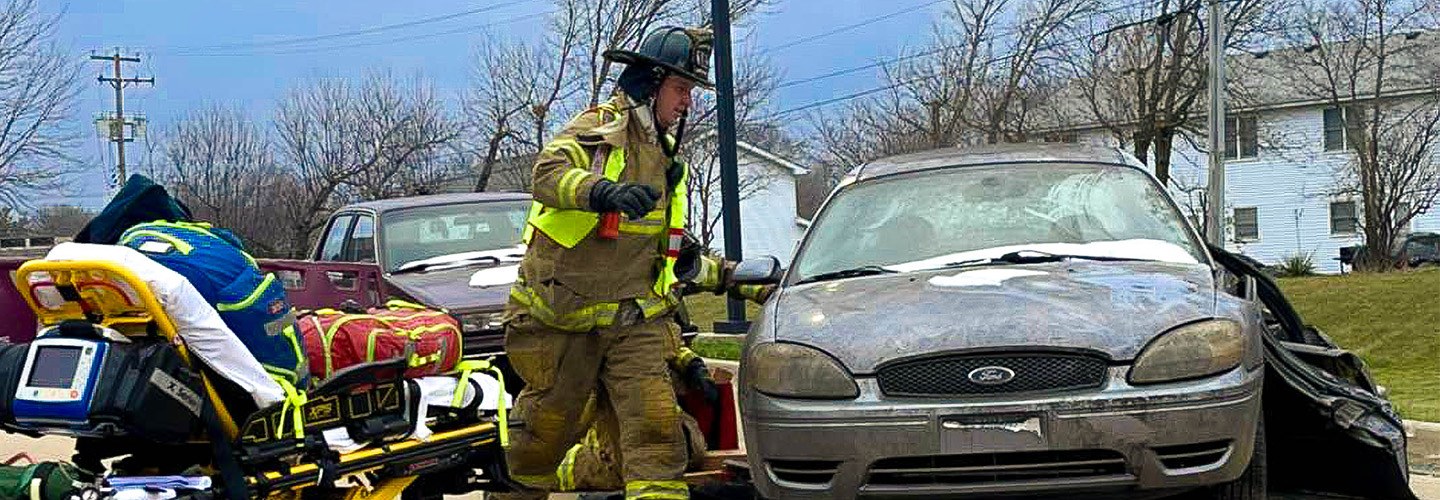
[1043,31,1440,134]
[736,141,811,176]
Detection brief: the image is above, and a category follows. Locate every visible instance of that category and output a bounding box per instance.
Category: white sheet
[41,243,285,408]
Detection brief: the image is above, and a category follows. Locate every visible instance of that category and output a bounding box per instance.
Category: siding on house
[1067,104,1440,273]
[706,149,806,262]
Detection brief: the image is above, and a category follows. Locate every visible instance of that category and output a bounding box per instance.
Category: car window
[318,214,355,261]
[792,163,1206,280]
[346,215,377,263]
[382,201,531,272]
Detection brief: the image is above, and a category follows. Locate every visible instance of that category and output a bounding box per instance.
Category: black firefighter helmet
[603,26,715,89]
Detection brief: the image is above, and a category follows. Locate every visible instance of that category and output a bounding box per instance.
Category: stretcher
[2,258,521,500]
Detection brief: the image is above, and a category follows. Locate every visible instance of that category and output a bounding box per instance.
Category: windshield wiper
[393,255,501,274]
[939,250,1151,270]
[795,265,898,285]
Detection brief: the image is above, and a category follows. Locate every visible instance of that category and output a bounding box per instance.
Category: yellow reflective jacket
[507,93,689,332]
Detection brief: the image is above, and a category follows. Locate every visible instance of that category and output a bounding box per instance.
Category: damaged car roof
[852,143,1148,181]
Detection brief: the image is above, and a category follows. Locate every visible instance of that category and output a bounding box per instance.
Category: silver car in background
[739,144,1267,500]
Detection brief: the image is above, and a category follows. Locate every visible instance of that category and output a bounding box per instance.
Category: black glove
[589,179,661,219]
[666,159,686,190]
[683,357,720,404]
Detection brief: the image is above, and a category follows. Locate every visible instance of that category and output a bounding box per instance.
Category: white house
[1041,39,1440,273]
[700,141,811,262]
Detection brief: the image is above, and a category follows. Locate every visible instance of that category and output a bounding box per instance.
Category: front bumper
[742,365,1263,500]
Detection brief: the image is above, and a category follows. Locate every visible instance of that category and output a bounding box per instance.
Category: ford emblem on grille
[968,366,1016,385]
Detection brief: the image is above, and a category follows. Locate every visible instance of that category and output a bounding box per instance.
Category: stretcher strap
[275,378,308,440]
[451,360,509,448]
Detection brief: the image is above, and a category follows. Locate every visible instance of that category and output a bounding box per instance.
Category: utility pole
[711,0,749,334]
[1204,0,1227,246]
[91,49,154,188]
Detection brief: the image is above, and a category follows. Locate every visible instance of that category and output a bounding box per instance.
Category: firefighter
[554,246,779,496]
[499,26,716,500]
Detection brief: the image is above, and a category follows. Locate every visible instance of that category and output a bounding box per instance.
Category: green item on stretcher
[0,460,93,500]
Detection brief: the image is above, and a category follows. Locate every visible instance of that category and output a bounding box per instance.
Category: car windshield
[791,163,1207,281]
[382,201,531,273]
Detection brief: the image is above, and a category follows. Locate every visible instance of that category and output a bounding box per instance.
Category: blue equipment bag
[119,221,309,388]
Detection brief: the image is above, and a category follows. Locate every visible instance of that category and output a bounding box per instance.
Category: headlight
[458,312,506,333]
[744,342,858,399]
[1130,319,1244,384]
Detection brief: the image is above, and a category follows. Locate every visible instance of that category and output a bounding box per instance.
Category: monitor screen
[28,346,82,389]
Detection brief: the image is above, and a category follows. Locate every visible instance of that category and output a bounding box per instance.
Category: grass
[1277,267,1440,422]
[680,269,1440,421]
[681,293,756,361]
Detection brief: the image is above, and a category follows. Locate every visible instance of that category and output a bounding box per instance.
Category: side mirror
[732,256,783,285]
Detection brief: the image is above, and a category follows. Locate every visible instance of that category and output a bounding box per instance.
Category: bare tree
[464,0,776,194]
[27,205,94,236]
[273,73,461,257]
[1070,0,1275,186]
[0,0,82,210]
[1269,0,1440,270]
[150,104,295,256]
[810,0,1096,179]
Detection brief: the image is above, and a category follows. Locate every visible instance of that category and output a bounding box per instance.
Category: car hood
[386,264,516,313]
[772,260,1217,373]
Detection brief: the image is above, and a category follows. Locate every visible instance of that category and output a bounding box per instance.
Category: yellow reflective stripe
[625,480,688,500]
[509,283,621,332]
[549,139,591,168]
[558,169,592,208]
[280,323,306,381]
[132,221,258,267]
[119,230,194,255]
[618,221,665,235]
[217,273,277,312]
[557,443,581,491]
[675,347,699,368]
[385,299,430,311]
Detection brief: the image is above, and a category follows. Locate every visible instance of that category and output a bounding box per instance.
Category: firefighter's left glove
[590,179,661,219]
[683,357,720,405]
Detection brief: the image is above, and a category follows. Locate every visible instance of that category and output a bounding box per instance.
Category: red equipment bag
[298,301,463,380]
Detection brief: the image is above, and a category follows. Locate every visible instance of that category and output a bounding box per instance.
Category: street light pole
[711,0,749,334]
[1205,0,1227,246]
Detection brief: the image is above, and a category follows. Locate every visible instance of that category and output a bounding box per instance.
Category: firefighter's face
[654,76,696,130]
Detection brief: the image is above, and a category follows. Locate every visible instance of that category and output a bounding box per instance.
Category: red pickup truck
[1,192,533,357]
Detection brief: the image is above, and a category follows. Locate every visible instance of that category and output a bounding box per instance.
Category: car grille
[877,353,1108,397]
[867,449,1128,486]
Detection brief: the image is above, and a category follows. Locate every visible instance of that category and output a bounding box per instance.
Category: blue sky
[43,0,945,209]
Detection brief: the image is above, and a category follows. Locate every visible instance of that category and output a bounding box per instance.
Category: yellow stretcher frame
[14,260,512,500]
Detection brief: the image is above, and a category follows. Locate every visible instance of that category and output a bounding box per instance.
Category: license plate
[939,413,1048,453]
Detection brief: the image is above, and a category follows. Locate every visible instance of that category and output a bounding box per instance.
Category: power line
[175,10,553,57]
[772,0,1157,91]
[168,0,532,54]
[759,0,948,55]
[759,5,1183,121]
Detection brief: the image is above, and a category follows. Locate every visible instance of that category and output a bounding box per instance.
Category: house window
[1224,115,1258,160]
[1323,107,1364,151]
[1234,207,1259,241]
[1330,200,1359,234]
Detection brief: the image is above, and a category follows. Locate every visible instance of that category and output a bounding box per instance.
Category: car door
[1211,246,1416,499]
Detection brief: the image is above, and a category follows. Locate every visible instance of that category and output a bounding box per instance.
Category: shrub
[1278,253,1317,277]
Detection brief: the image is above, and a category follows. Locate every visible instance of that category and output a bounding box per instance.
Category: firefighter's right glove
[590,179,661,220]
[683,357,720,405]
